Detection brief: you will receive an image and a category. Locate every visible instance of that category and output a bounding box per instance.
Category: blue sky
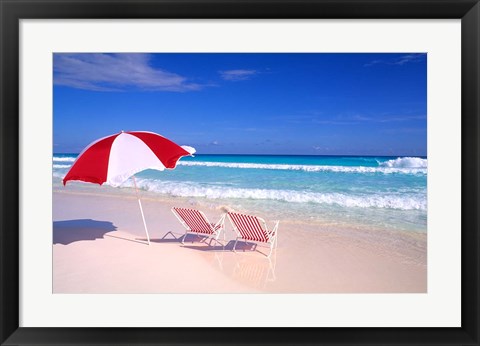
[53,53,427,155]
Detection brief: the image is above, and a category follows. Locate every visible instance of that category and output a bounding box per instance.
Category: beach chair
[227,212,279,258]
[166,207,226,246]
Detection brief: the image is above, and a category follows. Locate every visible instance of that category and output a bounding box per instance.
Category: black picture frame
[1,0,479,345]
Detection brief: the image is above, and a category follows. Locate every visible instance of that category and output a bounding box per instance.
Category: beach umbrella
[63,130,196,245]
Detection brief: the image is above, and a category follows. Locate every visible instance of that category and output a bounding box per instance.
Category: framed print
[1,0,479,345]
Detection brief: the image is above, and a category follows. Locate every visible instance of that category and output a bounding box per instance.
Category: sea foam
[128,178,426,211]
[177,161,427,175]
[379,157,427,168]
[53,156,427,175]
[53,157,76,162]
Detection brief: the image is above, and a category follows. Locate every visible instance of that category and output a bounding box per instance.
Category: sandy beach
[53,185,427,294]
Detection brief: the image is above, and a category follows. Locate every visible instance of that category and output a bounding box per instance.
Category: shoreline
[53,185,427,293]
[54,179,427,233]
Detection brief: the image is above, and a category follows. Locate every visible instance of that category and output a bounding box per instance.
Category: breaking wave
[129,179,426,211]
[53,157,76,162]
[379,157,427,168]
[177,160,427,175]
[53,155,427,175]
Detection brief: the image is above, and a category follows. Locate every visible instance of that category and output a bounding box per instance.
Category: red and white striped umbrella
[63,131,195,187]
[63,131,196,244]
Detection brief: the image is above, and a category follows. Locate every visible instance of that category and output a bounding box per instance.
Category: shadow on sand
[183,240,257,252]
[139,233,212,244]
[53,219,117,245]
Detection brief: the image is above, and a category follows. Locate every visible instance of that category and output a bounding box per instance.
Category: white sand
[53,188,427,293]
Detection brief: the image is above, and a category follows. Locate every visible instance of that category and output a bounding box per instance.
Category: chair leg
[214,229,225,248]
[214,231,223,247]
[267,241,275,258]
[181,232,188,245]
[161,231,178,240]
[233,238,239,253]
[209,236,222,247]
[211,237,223,247]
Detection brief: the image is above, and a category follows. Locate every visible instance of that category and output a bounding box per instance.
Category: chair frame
[166,207,226,246]
[227,212,279,258]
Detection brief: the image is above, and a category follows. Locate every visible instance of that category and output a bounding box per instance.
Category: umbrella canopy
[63,131,195,186]
[63,130,195,245]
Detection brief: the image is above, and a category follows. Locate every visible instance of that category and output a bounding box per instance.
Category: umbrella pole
[132,175,151,245]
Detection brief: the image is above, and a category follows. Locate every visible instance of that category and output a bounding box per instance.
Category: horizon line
[53,152,427,158]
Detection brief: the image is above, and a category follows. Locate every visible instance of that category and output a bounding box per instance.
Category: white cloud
[219,69,257,81]
[53,53,203,92]
[394,54,424,65]
[314,114,426,125]
[364,53,425,67]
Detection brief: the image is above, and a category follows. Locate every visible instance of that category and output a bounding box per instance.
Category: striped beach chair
[227,212,279,258]
[168,207,226,246]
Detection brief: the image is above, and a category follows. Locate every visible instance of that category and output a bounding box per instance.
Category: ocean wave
[53,156,427,174]
[379,157,427,168]
[53,157,76,162]
[127,179,426,211]
[53,164,72,169]
[177,161,427,175]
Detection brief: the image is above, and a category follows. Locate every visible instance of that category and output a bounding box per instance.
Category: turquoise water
[53,154,427,233]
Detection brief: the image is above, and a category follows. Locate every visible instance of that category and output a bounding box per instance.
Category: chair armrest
[268,220,279,236]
